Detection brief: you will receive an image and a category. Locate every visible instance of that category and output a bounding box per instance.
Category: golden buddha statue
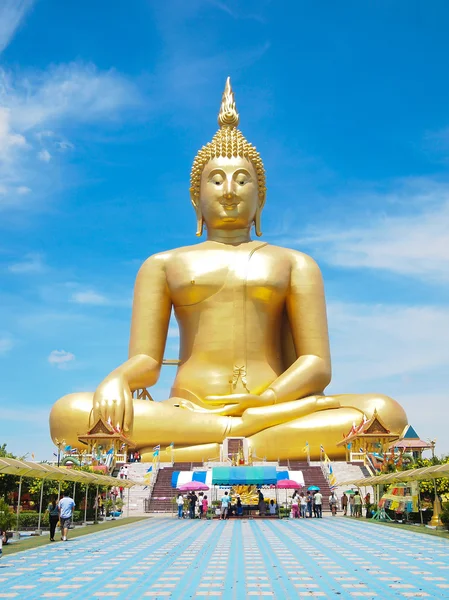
[50,78,407,461]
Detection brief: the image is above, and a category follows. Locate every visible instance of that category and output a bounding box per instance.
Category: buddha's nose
[222,181,236,202]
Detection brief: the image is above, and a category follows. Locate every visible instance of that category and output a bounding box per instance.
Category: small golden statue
[50,78,407,461]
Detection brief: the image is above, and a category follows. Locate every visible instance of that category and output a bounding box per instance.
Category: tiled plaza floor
[0,517,448,599]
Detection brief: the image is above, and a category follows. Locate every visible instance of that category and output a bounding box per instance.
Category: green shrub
[17,511,49,528]
[0,498,15,532]
[440,503,449,531]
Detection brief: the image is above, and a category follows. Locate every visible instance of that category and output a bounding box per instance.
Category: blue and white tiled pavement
[0,517,448,599]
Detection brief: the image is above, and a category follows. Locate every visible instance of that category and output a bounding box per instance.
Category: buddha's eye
[211,175,223,186]
[237,179,246,186]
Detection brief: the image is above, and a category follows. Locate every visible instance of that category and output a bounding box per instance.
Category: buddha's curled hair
[189,77,266,203]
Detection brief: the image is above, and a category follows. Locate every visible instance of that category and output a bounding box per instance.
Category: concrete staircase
[127,459,373,515]
[330,461,374,501]
[119,462,159,516]
[147,462,204,513]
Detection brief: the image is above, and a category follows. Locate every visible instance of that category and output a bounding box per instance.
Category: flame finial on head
[218,77,240,128]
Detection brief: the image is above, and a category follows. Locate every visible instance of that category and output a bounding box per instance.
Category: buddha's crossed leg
[50,391,406,461]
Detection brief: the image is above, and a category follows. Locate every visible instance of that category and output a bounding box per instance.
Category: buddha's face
[198,156,259,230]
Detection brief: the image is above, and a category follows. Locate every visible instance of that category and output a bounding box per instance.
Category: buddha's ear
[254,192,265,237]
[190,192,204,237]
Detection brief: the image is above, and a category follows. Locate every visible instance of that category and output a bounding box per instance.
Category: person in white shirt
[176,494,184,519]
[313,491,323,518]
[58,491,75,541]
[329,492,338,515]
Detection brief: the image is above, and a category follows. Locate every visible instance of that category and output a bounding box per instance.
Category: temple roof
[77,416,135,446]
[388,438,433,449]
[337,409,399,446]
[400,424,420,440]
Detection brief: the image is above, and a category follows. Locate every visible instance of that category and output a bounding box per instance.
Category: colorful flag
[146,466,153,473]
[106,448,114,455]
[153,449,160,457]
[153,444,160,451]
[64,445,71,452]
[320,444,325,453]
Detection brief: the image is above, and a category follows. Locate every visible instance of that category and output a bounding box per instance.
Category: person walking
[47,495,59,542]
[57,491,75,542]
[314,491,323,518]
[220,492,231,520]
[176,494,184,518]
[341,493,348,516]
[300,493,307,518]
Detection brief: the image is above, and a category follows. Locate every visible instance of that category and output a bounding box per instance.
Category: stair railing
[320,453,337,490]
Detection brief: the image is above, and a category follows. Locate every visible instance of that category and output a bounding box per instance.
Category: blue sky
[1,0,448,459]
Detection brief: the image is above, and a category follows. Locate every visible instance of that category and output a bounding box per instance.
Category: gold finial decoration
[218,77,240,128]
[190,77,266,205]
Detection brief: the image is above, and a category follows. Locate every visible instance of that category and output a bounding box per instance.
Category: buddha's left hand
[204,393,273,416]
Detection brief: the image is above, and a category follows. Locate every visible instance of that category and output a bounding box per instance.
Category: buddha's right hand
[92,375,133,433]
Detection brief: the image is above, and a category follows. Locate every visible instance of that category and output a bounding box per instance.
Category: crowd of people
[340,490,371,517]
[176,492,209,519]
[174,487,372,520]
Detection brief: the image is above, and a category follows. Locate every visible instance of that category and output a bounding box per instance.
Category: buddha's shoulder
[137,244,209,269]
[138,243,321,272]
[264,244,323,272]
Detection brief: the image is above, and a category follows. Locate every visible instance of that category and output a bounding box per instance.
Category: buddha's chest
[166,248,290,307]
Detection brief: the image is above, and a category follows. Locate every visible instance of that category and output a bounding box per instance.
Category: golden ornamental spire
[218,77,240,128]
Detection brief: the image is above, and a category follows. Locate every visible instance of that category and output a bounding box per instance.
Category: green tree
[400,454,449,497]
[0,444,19,502]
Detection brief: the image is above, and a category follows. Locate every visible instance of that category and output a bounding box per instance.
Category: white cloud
[71,290,109,305]
[37,149,51,162]
[0,62,142,210]
[48,349,75,368]
[292,179,449,284]
[16,185,31,194]
[55,140,74,151]
[0,406,49,424]
[327,302,449,385]
[2,62,142,132]
[8,253,45,273]
[0,337,13,354]
[327,301,449,453]
[0,0,34,55]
